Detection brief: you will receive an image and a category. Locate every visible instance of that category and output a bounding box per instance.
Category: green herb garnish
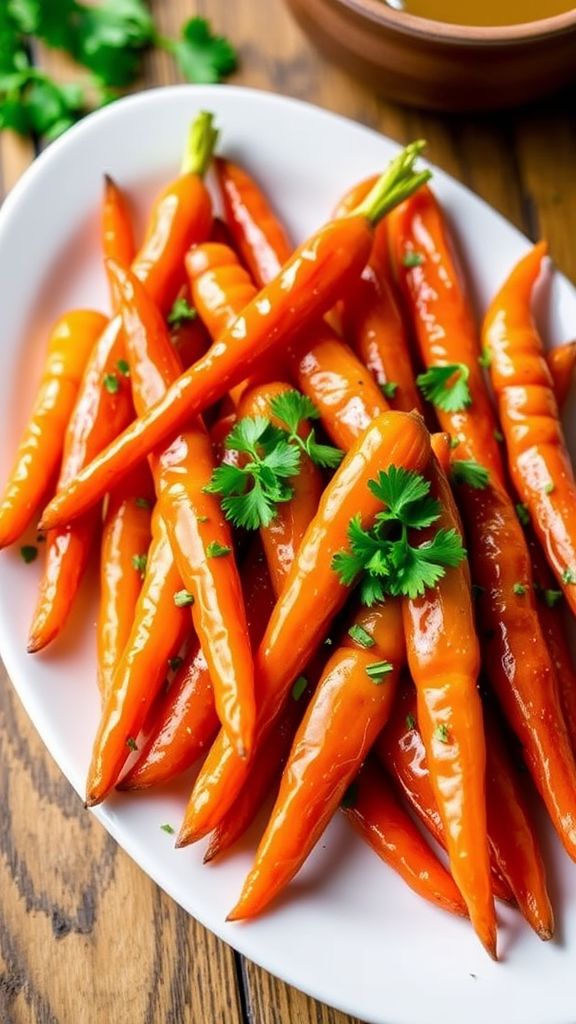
[366,660,394,684]
[451,459,489,490]
[416,363,471,413]
[435,724,450,744]
[347,624,375,648]
[103,373,119,394]
[332,467,466,603]
[402,251,423,268]
[291,676,308,701]
[131,553,147,577]
[167,296,197,328]
[206,541,231,558]
[516,503,530,526]
[174,589,195,607]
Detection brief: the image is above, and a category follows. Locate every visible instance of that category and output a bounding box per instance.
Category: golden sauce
[388,0,575,27]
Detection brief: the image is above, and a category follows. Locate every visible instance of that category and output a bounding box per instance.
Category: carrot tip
[537,925,554,942]
[26,634,45,654]
[203,846,217,864]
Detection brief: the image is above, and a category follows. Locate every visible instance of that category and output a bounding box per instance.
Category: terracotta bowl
[285,0,576,111]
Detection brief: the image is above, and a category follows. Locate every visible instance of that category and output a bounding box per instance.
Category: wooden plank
[0,672,245,1024]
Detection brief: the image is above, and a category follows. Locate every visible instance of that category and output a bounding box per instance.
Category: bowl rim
[335,0,576,44]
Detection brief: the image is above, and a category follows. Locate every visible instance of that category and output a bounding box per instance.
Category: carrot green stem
[180,111,219,177]
[354,140,431,226]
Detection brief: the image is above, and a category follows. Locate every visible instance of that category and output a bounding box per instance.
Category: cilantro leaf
[72,0,155,87]
[170,16,237,85]
[302,430,344,469]
[417,363,472,413]
[206,541,231,558]
[451,459,490,490]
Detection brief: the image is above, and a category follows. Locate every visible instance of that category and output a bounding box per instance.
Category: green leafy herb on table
[0,3,237,142]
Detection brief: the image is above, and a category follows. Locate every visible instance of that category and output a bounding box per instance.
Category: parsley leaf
[332,467,467,602]
[405,713,416,731]
[160,822,175,834]
[435,724,450,744]
[170,16,237,85]
[380,380,398,399]
[417,363,472,413]
[103,373,120,394]
[168,296,197,327]
[369,466,440,529]
[131,553,147,576]
[174,589,195,607]
[208,401,341,530]
[516,502,530,526]
[402,250,423,267]
[206,541,231,558]
[270,389,343,470]
[451,459,490,490]
[543,589,563,608]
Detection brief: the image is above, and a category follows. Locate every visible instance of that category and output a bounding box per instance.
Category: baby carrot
[96,463,154,701]
[228,598,404,920]
[39,144,431,531]
[130,111,215,312]
[86,508,189,805]
[484,243,576,612]
[102,174,136,300]
[28,317,133,652]
[119,542,274,792]
[376,687,513,906]
[402,453,495,957]
[0,310,107,549]
[343,759,468,918]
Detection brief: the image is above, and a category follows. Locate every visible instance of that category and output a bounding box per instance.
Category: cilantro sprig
[1,5,237,142]
[332,466,467,602]
[417,363,472,413]
[207,392,343,530]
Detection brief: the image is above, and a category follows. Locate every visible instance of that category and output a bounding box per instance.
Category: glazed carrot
[377,687,513,887]
[335,177,423,414]
[177,409,431,846]
[483,702,554,940]
[28,317,133,652]
[40,144,430,531]
[378,683,554,931]
[343,759,468,918]
[110,260,255,759]
[526,529,576,755]
[401,454,495,957]
[216,162,389,447]
[547,340,576,409]
[389,186,576,862]
[120,543,274,791]
[215,157,293,287]
[484,243,576,611]
[203,678,311,861]
[86,507,189,804]
[102,174,136,296]
[96,463,154,700]
[228,598,404,920]
[389,184,505,480]
[130,111,215,312]
[0,310,107,549]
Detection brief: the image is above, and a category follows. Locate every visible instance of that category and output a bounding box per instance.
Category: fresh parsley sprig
[269,390,344,470]
[417,363,472,413]
[206,416,300,531]
[207,392,343,530]
[332,466,467,602]
[1,5,237,142]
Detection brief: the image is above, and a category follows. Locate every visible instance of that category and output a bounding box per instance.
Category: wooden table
[1,2,575,1021]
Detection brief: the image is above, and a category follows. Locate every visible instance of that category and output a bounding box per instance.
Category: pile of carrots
[4,109,576,960]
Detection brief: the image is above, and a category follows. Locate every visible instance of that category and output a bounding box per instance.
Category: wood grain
[1,0,576,1021]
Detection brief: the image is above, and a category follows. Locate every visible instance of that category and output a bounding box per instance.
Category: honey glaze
[386,0,575,27]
